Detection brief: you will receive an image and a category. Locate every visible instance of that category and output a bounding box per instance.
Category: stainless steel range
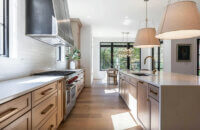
[33,71,78,119]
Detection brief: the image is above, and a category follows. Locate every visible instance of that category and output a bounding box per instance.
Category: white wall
[80,25,93,87]
[0,0,67,81]
[171,38,197,75]
[163,40,172,72]
[163,38,198,75]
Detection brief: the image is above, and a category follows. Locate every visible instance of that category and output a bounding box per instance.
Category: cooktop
[33,71,75,76]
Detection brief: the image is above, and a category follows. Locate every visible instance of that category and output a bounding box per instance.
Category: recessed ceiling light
[87,15,91,19]
[123,19,131,25]
[125,16,129,19]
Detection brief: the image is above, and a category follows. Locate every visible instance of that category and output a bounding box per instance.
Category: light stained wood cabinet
[0,93,31,129]
[32,92,57,129]
[137,81,150,130]
[76,71,85,98]
[38,112,57,130]
[32,82,57,107]
[3,111,31,130]
[149,97,159,130]
[57,79,64,126]
[0,79,65,130]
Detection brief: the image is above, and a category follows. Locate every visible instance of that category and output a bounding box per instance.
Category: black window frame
[152,41,163,71]
[197,39,200,76]
[0,0,9,57]
[57,46,62,61]
[100,42,141,71]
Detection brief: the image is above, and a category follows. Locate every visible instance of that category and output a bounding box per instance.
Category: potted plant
[66,48,81,69]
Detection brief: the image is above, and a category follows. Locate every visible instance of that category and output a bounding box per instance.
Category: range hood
[26,0,74,47]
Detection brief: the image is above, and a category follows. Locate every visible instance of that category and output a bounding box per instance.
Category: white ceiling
[68,0,200,38]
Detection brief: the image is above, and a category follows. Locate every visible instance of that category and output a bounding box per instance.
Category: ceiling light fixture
[134,0,160,48]
[156,1,200,40]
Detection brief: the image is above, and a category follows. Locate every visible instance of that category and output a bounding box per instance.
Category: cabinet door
[3,111,31,130]
[138,81,150,130]
[39,112,57,130]
[127,82,137,115]
[57,80,64,126]
[150,97,159,130]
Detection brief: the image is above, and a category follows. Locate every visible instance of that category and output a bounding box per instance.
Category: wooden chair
[107,68,118,85]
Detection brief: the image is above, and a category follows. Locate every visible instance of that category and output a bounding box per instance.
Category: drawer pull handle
[41,88,53,95]
[49,125,54,130]
[0,108,18,122]
[150,89,158,95]
[41,104,54,115]
[138,81,144,84]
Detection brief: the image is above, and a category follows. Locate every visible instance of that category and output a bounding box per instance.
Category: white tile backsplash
[0,0,67,81]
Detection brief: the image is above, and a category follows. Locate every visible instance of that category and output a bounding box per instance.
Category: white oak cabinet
[0,79,65,130]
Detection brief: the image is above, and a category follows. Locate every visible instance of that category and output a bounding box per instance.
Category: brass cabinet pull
[41,88,53,95]
[138,81,144,84]
[150,89,158,95]
[41,104,54,115]
[48,125,54,130]
[0,108,18,122]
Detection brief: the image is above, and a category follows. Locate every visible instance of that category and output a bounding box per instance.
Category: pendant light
[156,1,200,40]
[135,0,160,48]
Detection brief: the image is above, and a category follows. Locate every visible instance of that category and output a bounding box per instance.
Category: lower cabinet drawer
[32,82,57,107]
[38,112,57,130]
[32,92,57,129]
[3,111,31,130]
[0,93,31,129]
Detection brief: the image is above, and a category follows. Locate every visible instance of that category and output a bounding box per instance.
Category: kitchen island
[119,70,200,130]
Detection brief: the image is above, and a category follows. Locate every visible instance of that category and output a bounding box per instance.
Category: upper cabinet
[26,0,74,47]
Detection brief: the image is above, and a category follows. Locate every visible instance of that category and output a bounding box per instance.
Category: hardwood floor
[58,80,143,130]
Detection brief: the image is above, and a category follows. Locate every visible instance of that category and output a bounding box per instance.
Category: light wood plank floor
[58,80,143,130]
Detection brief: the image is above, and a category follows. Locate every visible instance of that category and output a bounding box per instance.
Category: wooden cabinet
[57,79,64,126]
[32,92,57,129]
[38,112,57,130]
[0,93,31,129]
[32,82,57,107]
[3,111,31,130]
[76,71,85,98]
[0,79,65,130]
[149,97,159,130]
[137,81,150,130]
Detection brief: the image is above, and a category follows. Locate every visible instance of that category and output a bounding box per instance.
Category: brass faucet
[144,56,157,74]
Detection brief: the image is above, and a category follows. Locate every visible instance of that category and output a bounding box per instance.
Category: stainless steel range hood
[26,0,74,47]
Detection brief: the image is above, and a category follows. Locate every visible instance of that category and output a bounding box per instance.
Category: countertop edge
[0,76,64,105]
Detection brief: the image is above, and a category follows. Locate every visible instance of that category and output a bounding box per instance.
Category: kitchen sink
[132,73,150,76]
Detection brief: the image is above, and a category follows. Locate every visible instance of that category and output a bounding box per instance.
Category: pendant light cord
[145,1,148,28]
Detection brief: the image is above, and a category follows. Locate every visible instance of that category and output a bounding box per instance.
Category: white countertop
[119,70,200,87]
[0,76,64,104]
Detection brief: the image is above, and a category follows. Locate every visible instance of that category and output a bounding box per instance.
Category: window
[100,42,141,71]
[197,39,200,75]
[56,46,62,61]
[152,41,163,71]
[0,0,9,57]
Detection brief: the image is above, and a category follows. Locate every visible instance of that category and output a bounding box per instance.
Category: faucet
[144,56,156,74]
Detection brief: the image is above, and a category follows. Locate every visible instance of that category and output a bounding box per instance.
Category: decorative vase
[70,61,76,69]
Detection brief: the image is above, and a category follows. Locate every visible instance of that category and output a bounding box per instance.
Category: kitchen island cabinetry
[119,70,200,130]
[137,81,150,130]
